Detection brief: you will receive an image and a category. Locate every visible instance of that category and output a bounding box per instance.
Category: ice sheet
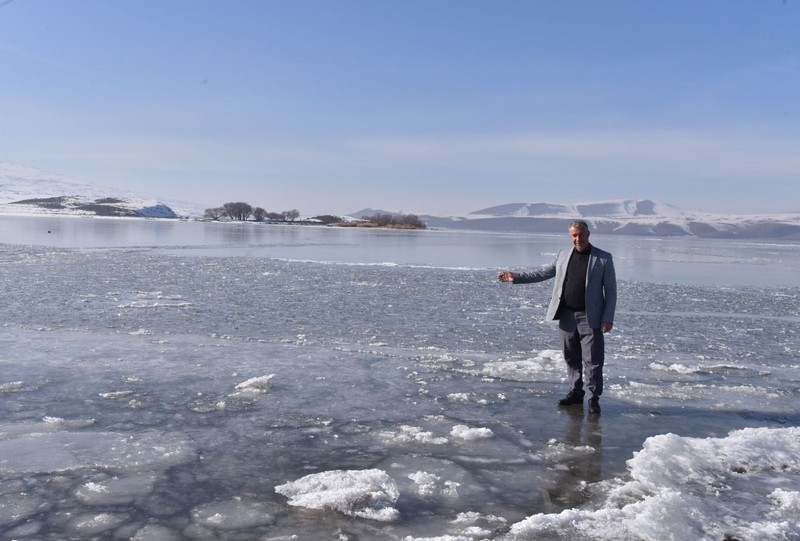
[0,220,797,539]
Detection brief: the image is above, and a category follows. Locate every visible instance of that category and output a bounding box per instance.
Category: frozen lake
[0,216,798,540]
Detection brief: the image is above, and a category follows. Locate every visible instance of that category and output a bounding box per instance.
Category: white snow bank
[507,426,800,540]
[275,469,400,521]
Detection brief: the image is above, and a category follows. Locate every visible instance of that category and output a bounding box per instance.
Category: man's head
[568,220,590,252]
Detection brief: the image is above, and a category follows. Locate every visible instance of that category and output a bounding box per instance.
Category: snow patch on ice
[482,350,563,381]
[75,473,158,505]
[408,471,461,498]
[0,380,39,393]
[378,425,449,446]
[190,497,276,530]
[67,512,128,535]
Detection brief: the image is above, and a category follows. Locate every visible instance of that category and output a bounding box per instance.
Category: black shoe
[588,397,601,415]
[558,390,585,406]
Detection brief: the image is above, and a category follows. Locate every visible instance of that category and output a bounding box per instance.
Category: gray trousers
[559,309,604,399]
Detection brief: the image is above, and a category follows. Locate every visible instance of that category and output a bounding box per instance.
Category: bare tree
[282,209,301,222]
[204,207,226,221]
[223,202,253,221]
[400,213,425,228]
[370,213,393,227]
[253,207,267,222]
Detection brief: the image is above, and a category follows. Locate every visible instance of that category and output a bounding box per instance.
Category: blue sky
[2,1,799,216]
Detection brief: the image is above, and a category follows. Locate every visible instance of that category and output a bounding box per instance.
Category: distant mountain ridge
[4,163,798,238]
[470,199,680,218]
[352,199,800,240]
[0,162,200,218]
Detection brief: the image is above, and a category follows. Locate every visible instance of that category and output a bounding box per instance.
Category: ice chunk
[233,374,275,394]
[450,425,493,441]
[409,471,439,497]
[408,471,460,498]
[41,416,96,429]
[403,535,476,541]
[275,469,400,521]
[99,390,135,399]
[378,425,449,445]
[0,381,28,393]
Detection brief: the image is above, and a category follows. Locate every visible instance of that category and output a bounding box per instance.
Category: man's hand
[601,321,613,333]
[498,272,514,283]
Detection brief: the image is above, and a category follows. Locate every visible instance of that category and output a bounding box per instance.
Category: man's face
[569,226,590,252]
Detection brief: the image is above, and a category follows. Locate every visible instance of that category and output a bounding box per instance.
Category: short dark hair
[569,219,590,231]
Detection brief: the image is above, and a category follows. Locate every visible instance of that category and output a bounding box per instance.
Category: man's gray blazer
[512,245,617,329]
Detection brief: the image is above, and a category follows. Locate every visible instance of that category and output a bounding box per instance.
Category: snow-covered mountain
[352,200,800,239]
[0,162,201,218]
[469,199,683,219]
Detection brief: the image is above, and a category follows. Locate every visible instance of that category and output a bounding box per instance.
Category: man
[498,220,616,415]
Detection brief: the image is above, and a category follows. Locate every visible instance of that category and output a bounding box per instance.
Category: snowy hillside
[422,199,800,239]
[0,162,201,218]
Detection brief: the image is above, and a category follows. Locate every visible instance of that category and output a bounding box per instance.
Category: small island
[330,212,427,229]
[204,202,427,229]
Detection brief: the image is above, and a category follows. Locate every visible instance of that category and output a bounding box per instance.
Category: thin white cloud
[47,129,800,183]
[343,131,800,178]
[0,40,68,69]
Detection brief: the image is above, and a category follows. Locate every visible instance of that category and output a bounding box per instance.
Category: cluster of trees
[204,202,300,222]
[360,213,427,229]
